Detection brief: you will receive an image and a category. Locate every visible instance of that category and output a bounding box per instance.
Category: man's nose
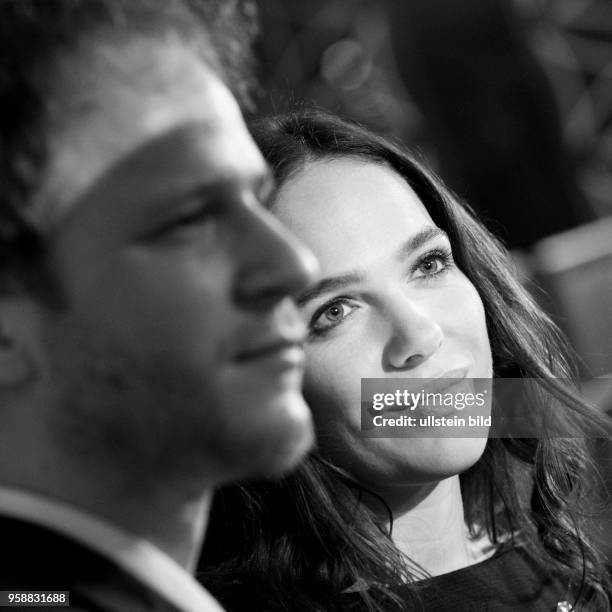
[234,199,319,310]
[383,294,443,370]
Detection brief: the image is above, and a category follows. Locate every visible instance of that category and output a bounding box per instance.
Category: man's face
[34,37,317,485]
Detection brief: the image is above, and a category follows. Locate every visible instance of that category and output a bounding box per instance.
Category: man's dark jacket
[0,514,184,611]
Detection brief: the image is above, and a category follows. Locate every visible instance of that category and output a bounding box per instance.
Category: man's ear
[0,298,40,390]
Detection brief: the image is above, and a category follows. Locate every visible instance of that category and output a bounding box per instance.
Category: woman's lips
[382,369,471,414]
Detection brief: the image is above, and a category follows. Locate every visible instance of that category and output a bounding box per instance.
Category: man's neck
[0,443,212,571]
[380,476,492,577]
[76,475,212,572]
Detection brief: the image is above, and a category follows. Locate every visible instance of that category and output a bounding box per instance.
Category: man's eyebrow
[396,226,449,261]
[179,168,275,204]
[297,272,365,307]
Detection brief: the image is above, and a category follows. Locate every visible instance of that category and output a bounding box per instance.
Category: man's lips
[233,338,306,364]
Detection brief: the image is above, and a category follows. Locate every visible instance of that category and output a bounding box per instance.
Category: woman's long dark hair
[199,109,612,611]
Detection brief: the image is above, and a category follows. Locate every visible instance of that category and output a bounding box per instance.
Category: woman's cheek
[303,349,363,431]
[443,277,492,374]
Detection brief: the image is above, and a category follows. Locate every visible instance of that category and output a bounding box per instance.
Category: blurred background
[251,0,612,551]
[251,0,612,383]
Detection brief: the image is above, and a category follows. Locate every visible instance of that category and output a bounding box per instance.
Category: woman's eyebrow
[296,272,365,306]
[296,227,448,307]
[396,226,448,262]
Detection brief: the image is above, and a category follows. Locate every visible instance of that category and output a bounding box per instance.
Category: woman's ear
[0,299,39,390]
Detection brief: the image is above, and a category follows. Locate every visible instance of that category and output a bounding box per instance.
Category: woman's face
[273,158,493,491]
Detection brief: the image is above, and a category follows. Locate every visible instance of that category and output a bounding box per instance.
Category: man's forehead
[55,121,269,230]
[35,36,255,225]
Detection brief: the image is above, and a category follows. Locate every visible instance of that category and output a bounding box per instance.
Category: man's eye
[144,203,218,242]
[166,204,216,230]
[310,299,357,335]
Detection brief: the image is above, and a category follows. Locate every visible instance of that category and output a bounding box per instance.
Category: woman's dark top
[343,546,570,611]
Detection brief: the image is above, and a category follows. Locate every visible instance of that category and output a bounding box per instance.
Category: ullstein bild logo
[360,378,592,438]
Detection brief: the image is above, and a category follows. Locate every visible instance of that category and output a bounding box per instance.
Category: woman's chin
[347,436,489,487]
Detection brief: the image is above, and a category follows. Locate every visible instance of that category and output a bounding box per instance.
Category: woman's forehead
[273,157,434,268]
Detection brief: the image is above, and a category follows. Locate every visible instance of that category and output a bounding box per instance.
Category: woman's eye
[310,300,356,334]
[413,249,453,278]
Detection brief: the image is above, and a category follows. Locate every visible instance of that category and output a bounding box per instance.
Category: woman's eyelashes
[309,298,358,336]
[411,246,454,280]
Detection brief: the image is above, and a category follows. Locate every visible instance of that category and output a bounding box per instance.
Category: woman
[199,109,612,611]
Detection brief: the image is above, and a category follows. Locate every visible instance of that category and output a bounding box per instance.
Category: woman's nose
[383,295,443,371]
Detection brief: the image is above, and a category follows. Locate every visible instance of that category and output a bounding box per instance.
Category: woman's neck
[382,476,492,577]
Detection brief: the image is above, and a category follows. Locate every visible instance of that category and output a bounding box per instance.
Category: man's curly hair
[0,0,259,297]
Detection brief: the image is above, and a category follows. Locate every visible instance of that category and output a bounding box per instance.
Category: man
[0,1,318,610]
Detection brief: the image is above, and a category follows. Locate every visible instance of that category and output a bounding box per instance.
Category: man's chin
[222,393,315,480]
